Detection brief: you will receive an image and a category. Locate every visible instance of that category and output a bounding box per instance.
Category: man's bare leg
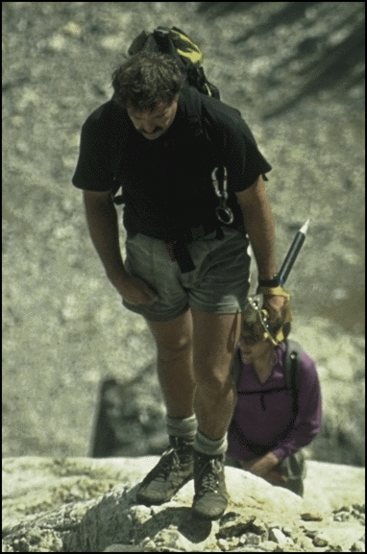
[146,309,195,418]
[137,310,196,506]
[190,310,242,519]
[192,311,241,440]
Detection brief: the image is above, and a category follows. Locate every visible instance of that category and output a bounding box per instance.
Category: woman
[227,296,322,496]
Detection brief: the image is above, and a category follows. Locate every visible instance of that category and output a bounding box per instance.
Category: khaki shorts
[123,227,251,322]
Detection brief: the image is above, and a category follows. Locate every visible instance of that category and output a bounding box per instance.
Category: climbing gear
[243,294,292,346]
[257,285,290,298]
[136,435,194,505]
[192,451,228,519]
[128,26,220,99]
[211,166,234,225]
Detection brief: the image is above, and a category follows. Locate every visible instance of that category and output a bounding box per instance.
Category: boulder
[2,457,365,552]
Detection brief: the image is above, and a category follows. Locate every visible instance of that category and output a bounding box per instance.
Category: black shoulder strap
[179,86,205,138]
[231,348,243,385]
[284,338,303,418]
[181,87,225,169]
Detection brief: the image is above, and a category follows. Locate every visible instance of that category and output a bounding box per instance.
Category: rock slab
[2,457,365,552]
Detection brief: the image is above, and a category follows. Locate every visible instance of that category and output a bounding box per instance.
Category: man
[72,52,286,519]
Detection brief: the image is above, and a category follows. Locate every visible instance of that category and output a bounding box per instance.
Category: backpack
[128,26,220,100]
[230,339,303,456]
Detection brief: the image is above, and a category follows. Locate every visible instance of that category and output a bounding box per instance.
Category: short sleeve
[223,117,272,192]
[72,117,115,192]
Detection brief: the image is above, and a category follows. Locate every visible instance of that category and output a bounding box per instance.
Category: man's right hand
[110,273,159,305]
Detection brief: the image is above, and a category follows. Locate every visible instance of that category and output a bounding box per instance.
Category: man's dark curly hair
[112,52,185,111]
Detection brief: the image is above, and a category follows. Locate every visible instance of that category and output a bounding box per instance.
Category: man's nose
[141,121,157,134]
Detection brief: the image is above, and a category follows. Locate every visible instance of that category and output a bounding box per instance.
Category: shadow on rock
[65,484,142,552]
[133,506,213,547]
[90,366,167,458]
[66,486,213,552]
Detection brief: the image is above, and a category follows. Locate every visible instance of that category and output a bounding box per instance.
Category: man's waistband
[164,224,225,273]
[184,222,223,242]
[127,222,244,273]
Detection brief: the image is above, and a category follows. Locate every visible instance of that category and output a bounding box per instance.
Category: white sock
[166,414,197,441]
[194,429,228,456]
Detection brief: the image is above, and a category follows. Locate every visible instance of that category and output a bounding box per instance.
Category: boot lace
[149,444,192,483]
[151,447,181,482]
[198,458,222,494]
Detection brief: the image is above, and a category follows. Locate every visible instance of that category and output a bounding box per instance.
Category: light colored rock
[103,545,146,552]
[47,34,66,51]
[62,21,82,38]
[303,461,365,512]
[2,457,365,553]
[351,541,365,552]
[268,527,289,545]
[313,534,329,547]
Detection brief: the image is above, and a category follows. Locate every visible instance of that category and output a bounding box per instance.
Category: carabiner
[216,206,234,225]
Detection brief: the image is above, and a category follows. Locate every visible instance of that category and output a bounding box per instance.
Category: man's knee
[194,364,233,394]
[156,336,192,363]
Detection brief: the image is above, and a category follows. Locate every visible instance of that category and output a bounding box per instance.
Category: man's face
[127,98,178,141]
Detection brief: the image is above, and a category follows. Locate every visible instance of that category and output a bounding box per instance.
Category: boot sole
[191,505,227,520]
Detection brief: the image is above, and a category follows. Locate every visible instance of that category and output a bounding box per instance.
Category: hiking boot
[192,451,228,520]
[136,436,194,505]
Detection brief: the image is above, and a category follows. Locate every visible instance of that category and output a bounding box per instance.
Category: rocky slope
[2,457,365,552]
[2,2,365,465]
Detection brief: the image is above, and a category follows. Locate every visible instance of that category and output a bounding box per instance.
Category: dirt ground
[2,2,365,465]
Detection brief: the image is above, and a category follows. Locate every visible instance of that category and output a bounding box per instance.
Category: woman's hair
[112,52,185,111]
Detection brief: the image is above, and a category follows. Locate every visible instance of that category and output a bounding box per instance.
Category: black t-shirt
[72,87,272,240]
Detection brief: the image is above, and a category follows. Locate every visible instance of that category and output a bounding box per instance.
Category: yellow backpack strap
[170,26,203,65]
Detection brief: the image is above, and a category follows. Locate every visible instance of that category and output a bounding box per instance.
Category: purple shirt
[227,343,322,461]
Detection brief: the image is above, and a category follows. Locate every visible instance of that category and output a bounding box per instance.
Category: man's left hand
[263,294,287,314]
